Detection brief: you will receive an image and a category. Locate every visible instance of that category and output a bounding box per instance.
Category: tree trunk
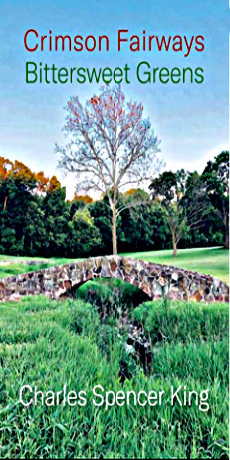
[224,227,229,249]
[172,231,177,257]
[3,195,7,211]
[223,211,229,249]
[112,203,117,256]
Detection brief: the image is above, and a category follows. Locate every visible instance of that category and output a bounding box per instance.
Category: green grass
[0,294,229,458]
[0,248,228,457]
[0,256,78,279]
[0,246,228,283]
[122,247,229,284]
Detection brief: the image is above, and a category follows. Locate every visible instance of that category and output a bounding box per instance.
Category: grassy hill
[122,247,229,284]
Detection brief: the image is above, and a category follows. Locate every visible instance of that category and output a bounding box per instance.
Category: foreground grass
[0,293,228,458]
[122,247,229,284]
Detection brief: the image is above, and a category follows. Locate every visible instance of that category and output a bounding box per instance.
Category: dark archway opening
[60,277,151,310]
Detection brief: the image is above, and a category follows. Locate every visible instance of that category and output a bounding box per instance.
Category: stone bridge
[0,256,228,303]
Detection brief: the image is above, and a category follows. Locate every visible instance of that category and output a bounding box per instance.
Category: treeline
[0,152,228,258]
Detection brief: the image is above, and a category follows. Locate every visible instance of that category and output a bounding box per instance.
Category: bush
[69,299,100,336]
[131,300,229,344]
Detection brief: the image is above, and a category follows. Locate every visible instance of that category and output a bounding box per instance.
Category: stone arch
[0,256,229,303]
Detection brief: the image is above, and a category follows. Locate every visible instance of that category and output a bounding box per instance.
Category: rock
[0,255,228,303]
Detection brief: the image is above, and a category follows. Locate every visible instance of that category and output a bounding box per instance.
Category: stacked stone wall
[0,256,228,303]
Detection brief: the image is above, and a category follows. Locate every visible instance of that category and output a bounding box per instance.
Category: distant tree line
[0,152,228,258]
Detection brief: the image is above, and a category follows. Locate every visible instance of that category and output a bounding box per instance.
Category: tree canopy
[0,152,228,258]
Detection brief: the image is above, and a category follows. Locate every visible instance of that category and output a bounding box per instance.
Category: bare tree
[56,86,161,255]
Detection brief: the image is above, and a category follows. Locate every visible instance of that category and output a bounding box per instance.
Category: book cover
[0,1,229,458]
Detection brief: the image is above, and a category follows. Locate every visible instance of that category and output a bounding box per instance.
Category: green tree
[42,185,69,257]
[117,189,153,252]
[149,170,210,257]
[89,197,113,254]
[202,151,229,248]
[0,157,39,255]
[67,207,102,257]
[23,200,46,256]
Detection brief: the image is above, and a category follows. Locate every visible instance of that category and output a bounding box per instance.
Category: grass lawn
[122,247,229,284]
[0,256,75,279]
[0,295,228,458]
[0,247,228,284]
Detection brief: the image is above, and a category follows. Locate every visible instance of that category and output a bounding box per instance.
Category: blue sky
[0,0,229,198]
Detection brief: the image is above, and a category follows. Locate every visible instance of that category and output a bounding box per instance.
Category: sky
[0,0,229,199]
